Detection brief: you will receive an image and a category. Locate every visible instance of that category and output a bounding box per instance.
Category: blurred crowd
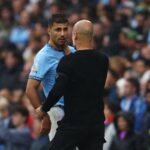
[0,0,150,150]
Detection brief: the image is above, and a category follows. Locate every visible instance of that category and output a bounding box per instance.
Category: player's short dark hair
[48,14,68,27]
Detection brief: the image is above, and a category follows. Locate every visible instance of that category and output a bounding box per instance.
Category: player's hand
[64,43,70,55]
[36,106,47,119]
[40,115,51,135]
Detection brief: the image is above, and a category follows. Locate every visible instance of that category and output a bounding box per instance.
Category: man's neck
[76,45,93,51]
[77,47,93,51]
[75,41,93,50]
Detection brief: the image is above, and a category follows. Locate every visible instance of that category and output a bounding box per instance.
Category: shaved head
[72,20,94,50]
[73,20,93,40]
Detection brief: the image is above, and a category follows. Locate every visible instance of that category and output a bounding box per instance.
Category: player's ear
[48,28,50,34]
[48,26,52,35]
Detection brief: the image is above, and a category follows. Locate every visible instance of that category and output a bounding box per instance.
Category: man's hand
[36,106,47,119]
[40,115,51,135]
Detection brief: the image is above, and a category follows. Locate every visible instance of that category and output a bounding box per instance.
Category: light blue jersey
[29,43,75,106]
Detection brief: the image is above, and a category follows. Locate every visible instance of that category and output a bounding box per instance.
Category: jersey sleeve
[29,53,51,81]
[41,56,71,112]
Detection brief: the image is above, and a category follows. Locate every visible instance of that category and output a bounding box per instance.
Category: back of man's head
[73,20,93,41]
[48,14,68,27]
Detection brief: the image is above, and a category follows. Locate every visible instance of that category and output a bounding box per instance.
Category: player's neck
[48,40,63,51]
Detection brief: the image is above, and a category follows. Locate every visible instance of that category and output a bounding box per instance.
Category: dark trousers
[49,126,104,150]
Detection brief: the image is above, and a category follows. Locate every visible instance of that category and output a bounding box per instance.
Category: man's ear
[75,33,78,40]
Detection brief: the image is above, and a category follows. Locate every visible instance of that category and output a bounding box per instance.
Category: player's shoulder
[34,44,51,60]
[35,44,47,55]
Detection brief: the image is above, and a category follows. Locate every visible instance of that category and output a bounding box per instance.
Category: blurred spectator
[116,78,127,99]
[103,102,120,150]
[140,69,150,95]
[142,89,150,150]
[93,22,104,50]
[104,69,119,103]
[123,68,139,80]
[23,36,42,61]
[46,2,61,18]
[0,3,14,42]
[141,45,150,60]
[109,56,130,77]
[120,78,147,132]
[27,1,44,24]
[145,80,150,91]
[0,42,16,67]
[0,49,23,91]
[110,111,143,150]
[133,8,148,34]
[19,58,34,89]
[0,96,11,127]
[9,10,31,50]
[21,94,35,130]
[12,0,27,21]
[68,11,80,26]
[0,105,32,150]
[30,117,50,150]
[0,96,10,150]
[133,57,150,78]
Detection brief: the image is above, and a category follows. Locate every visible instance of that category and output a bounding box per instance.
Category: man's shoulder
[92,51,109,66]
[58,53,74,68]
[96,51,109,60]
[60,53,73,61]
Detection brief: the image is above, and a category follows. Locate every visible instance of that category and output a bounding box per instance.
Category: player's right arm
[26,52,51,135]
[26,52,50,109]
[26,78,51,135]
[26,79,41,109]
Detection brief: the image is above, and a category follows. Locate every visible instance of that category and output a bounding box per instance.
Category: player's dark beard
[57,41,67,51]
[52,42,65,51]
[49,39,65,51]
[59,45,66,51]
